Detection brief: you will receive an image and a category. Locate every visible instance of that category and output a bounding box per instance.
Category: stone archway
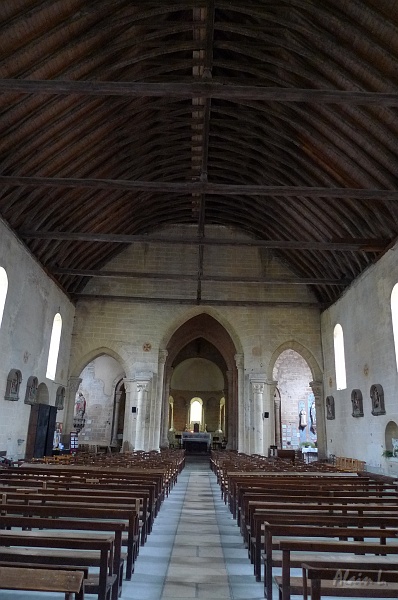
[161,314,240,449]
[268,341,325,458]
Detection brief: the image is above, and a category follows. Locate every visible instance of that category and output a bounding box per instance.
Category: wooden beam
[73,293,322,308]
[3,176,398,200]
[1,79,398,104]
[52,267,350,286]
[19,230,386,251]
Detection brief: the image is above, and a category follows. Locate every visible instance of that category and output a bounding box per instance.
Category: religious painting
[370,383,385,416]
[325,395,335,420]
[351,389,364,417]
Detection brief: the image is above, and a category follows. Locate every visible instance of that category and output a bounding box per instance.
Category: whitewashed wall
[321,243,398,475]
[0,219,75,460]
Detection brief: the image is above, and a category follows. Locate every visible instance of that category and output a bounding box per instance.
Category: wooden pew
[241,490,398,541]
[0,514,125,599]
[0,529,116,600]
[0,565,85,600]
[0,479,151,546]
[254,512,398,585]
[301,563,398,600]
[262,522,398,599]
[278,539,398,600]
[0,502,138,583]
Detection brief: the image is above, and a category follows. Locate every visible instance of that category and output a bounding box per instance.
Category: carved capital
[252,382,265,394]
[68,377,82,396]
[309,380,323,400]
[234,353,244,369]
[159,349,168,364]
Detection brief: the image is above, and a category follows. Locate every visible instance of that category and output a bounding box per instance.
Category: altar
[181,432,211,453]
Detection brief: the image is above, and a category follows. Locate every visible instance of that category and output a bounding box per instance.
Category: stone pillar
[63,376,82,438]
[235,354,245,453]
[250,375,266,455]
[111,389,123,446]
[160,366,173,448]
[151,350,168,451]
[169,399,174,430]
[223,373,231,448]
[265,380,278,454]
[273,389,281,448]
[122,378,136,451]
[134,372,153,451]
[310,380,326,459]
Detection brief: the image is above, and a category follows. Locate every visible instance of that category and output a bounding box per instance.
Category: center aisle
[123,455,266,600]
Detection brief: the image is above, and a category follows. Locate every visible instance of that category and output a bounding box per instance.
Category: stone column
[63,376,82,439]
[151,350,168,451]
[111,389,123,446]
[134,372,153,451]
[224,372,232,448]
[310,380,326,459]
[273,389,281,448]
[250,375,266,455]
[265,380,278,454]
[160,366,173,448]
[169,399,174,431]
[121,378,136,452]
[235,354,245,453]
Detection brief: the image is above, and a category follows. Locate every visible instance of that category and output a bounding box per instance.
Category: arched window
[46,312,62,380]
[190,397,203,428]
[333,323,347,390]
[0,267,8,330]
[391,284,398,371]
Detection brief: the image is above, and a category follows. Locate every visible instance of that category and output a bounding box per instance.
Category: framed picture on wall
[371,383,385,416]
[351,389,364,417]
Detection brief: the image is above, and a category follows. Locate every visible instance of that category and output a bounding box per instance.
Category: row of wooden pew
[0,449,185,599]
[211,450,398,600]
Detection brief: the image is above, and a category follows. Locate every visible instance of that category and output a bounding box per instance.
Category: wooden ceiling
[1,0,398,309]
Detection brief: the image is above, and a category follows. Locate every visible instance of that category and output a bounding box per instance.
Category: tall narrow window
[0,267,8,330]
[391,284,398,371]
[190,398,203,425]
[46,312,62,380]
[333,323,347,390]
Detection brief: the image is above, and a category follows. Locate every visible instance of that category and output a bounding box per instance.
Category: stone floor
[121,454,266,600]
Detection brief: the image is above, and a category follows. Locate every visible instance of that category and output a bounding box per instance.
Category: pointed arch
[267,340,322,382]
[162,312,241,450]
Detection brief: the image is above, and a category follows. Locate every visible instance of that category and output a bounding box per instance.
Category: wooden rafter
[1,79,398,104]
[2,177,398,200]
[19,231,386,252]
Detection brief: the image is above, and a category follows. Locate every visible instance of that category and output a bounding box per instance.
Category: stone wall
[0,219,75,460]
[321,243,398,475]
[68,224,323,454]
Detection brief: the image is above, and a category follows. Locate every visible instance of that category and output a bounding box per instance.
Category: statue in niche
[24,375,38,405]
[351,389,364,417]
[326,395,335,420]
[371,384,385,416]
[55,386,65,410]
[4,369,22,401]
